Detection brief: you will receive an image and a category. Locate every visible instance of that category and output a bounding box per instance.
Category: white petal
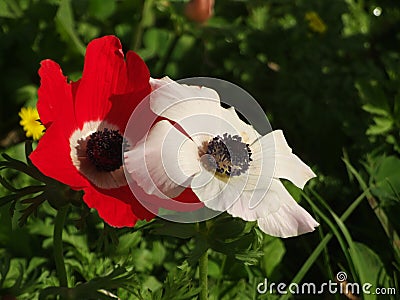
[225,178,288,222]
[219,178,318,237]
[124,120,200,198]
[191,166,264,215]
[150,77,221,122]
[191,167,248,212]
[191,172,227,209]
[69,120,126,189]
[225,107,261,144]
[271,130,316,188]
[226,188,281,221]
[242,133,275,192]
[275,153,316,188]
[257,204,319,238]
[250,130,316,189]
[150,77,261,146]
[191,173,281,222]
[256,179,319,238]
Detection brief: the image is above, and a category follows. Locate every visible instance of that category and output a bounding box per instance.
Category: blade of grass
[310,188,362,282]
[279,190,367,300]
[343,155,400,259]
[301,190,357,281]
[313,209,341,300]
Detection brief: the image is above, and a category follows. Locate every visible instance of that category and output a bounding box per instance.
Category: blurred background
[0,0,399,299]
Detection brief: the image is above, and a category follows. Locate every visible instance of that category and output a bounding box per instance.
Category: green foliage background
[0,0,399,299]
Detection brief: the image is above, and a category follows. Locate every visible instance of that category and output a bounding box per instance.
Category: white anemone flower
[125,77,319,238]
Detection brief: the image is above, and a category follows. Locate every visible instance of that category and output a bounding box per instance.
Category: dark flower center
[204,133,252,177]
[86,128,123,172]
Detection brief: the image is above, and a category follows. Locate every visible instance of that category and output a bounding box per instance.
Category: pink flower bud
[185,0,214,23]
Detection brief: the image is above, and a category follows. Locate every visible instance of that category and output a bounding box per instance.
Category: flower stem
[131,0,154,51]
[156,33,180,76]
[199,248,208,300]
[54,205,69,288]
[198,221,209,300]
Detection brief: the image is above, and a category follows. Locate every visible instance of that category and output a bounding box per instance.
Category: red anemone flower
[30,36,155,226]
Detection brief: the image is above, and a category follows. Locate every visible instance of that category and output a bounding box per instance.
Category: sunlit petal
[256,179,319,237]
[125,120,200,198]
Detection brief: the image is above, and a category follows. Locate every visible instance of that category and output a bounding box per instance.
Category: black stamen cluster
[205,133,252,177]
[86,128,123,172]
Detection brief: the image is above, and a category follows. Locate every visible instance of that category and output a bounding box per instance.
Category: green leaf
[207,259,221,279]
[349,242,391,300]
[141,0,155,28]
[279,191,368,300]
[209,217,246,240]
[142,275,162,293]
[355,80,388,110]
[187,236,208,266]
[151,241,166,266]
[342,0,370,36]
[16,84,38,106]
[115,232,142,255]
[137,28,171,60]
[151,221,197,239]
[209,232,255,256]
[366,116,393,135]
[0,0,22,18]
[362,104,389,116]
[88,0,116,21]
[304,189,358,281]
[55,0,86,55]
[371,156,400,203]
[152,262,199,300]
[235,250,264,265]
[248,5,270,30]
[40,266,138,300]
[262,236,286,277]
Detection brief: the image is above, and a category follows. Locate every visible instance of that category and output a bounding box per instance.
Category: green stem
[199,248,208,300]
[197,221,208,300]
[156,33,180,76]
[4,0,23,17]
[131,0,154,51]
[54,205,69,288]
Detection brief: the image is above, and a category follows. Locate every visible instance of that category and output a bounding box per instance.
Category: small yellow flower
[19,107,45,140]
[305,11,327,34]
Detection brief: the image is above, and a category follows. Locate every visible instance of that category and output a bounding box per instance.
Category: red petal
[31,67,85,189]
[37,60,70,127]
[116,51,150,94]
[71,79,80,99]
[30,121,88,190]
[74,36,125,128]
[175,188,202,204]
[125,181,202,213]
[107,88,151,134]
[106,51,151,131]
[83,185,154,227]
[157,188,204,212]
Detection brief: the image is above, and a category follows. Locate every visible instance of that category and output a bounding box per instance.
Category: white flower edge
[149,77,261,145]
[125,120,318,237]
[125,78,319,237]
